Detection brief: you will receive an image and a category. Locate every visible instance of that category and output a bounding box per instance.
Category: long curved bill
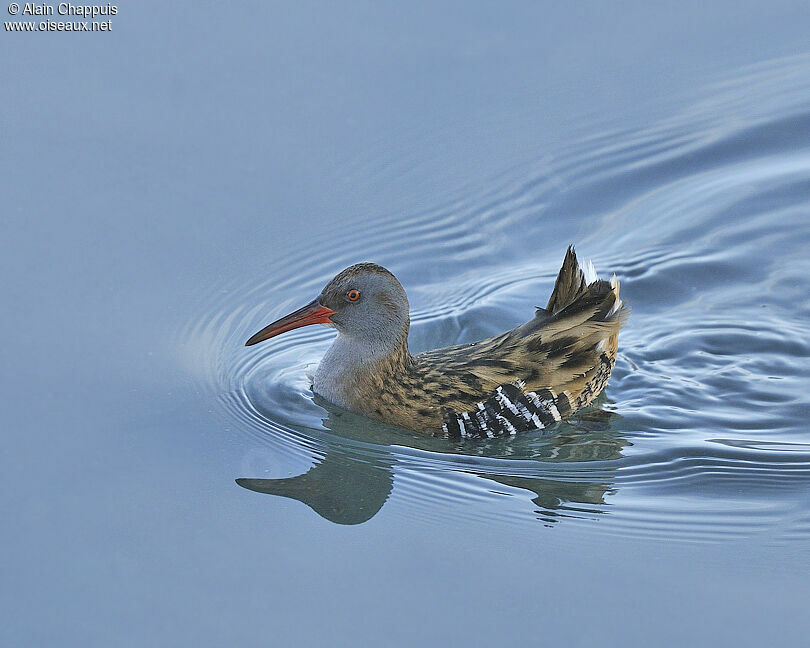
[245,299,336,346]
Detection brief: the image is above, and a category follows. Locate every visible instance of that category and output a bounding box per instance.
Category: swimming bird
[245,247,629,438]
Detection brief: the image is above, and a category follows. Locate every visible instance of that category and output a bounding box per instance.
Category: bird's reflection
[237,395,627,525]
[237,451,394,525]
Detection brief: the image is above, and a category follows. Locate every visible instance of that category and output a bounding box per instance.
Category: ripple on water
[180,55,810,537]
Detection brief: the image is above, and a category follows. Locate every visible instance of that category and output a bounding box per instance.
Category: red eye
[346,289,360,302]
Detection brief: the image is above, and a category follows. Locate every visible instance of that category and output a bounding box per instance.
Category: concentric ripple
[180,54,810,537]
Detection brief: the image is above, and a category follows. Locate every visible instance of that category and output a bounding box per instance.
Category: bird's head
[245,263,410,348]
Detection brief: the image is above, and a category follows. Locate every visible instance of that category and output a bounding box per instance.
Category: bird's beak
[245,299,336,346]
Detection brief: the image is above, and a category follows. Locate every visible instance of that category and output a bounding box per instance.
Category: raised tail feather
[545,245,623,318]
[545,245,591,315]
[543,245,626,327]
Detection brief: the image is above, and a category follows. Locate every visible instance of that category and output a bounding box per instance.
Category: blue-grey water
[3,3,810,646]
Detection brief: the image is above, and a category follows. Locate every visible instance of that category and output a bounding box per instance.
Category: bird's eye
[346,289,360,302]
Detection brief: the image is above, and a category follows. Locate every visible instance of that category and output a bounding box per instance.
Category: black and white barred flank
[441,380,573,439]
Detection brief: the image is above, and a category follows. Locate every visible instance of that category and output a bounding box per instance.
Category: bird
[245,246,629,439]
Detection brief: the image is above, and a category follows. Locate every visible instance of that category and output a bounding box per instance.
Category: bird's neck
[313,325,411,410]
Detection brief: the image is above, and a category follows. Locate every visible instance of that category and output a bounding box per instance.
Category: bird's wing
[415,247,629,435]
[419,273,628,409]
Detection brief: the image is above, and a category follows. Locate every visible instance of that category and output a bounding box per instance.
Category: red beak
[245,299,336,346]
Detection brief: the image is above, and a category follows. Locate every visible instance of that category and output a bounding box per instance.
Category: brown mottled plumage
[246,247,629,437]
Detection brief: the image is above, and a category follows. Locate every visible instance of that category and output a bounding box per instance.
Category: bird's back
[370,247,629,436]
